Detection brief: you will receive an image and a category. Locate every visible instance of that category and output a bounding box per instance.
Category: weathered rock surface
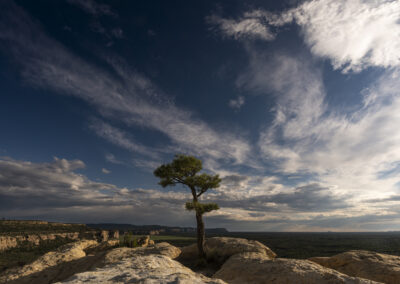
[0,236,18,251]
[0,241,180,283]
[0,240,98,283]
[137,235,151,247]
[103,242,181,264]
[59,254,226,284]
[214,252,382,284]
[309,250,400,284]
[180,237,276,263]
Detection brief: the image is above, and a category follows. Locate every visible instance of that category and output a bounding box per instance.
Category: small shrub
[120,231,140,248]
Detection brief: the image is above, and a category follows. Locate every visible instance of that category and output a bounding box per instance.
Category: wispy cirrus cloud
[0,1,252,168]
[228,96,245,110]
[206,12,275,41]
[67,0,116,17]
[90,119,159,159]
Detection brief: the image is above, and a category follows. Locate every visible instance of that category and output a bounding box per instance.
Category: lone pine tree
[154,154,221,260]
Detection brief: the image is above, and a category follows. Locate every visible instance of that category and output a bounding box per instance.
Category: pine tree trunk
[191,186,206,260]
[196,210,206,260]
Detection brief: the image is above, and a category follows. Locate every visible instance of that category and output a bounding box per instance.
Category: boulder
[0,240,98,283]
[100,230,109,242]
[58,254,227,284]
[103,242,181,264]
[104,239,119,247]
[111,230,119,240]
[137,235,150,247]
[180,237,276,263]
[214,252,382,284]
[309,250,400,284]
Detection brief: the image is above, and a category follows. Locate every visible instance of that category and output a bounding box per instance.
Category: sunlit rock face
[180,237,276,263]
[58,255,227,284]
[0,232,80,251]
[214,252,381,284]
[103,242,181,264]
[309,250,400,284]
[0,241,182,284]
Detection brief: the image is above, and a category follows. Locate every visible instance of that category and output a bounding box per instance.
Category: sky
[1,0,400,232]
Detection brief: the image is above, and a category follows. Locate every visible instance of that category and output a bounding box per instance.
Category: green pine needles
[185,202,219,215]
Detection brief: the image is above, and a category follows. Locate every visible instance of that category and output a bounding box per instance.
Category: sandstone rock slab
[0,240,98,283]
[309,250,400,284]
[214,252,382,284]
[180,237,276,263]
[59,254,227,284]
[104,242,181,264]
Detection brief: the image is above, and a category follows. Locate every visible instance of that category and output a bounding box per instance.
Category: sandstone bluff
[2,236,400,283]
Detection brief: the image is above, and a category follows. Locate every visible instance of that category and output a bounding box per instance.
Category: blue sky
[1,0,400,231]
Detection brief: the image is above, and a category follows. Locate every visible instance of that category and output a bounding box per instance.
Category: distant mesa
[86,223,228,235]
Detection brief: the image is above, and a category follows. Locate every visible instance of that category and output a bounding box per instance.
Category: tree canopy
[154,154,221,199]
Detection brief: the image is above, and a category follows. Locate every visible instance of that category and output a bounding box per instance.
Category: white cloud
[132,159,162,171]
[240,0,400,72]
[105,153,124,165]
[0,155,361,230]
[228,96,245,110]
[0,157,193,225]
[219,0,400,72]
[288,0,400,72]
[207,13,275,41]
[101,168,110,174]
[242,49,400,208]
[238,51,326,141]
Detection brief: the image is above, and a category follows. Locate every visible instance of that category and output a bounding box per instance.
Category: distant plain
[163,232,400,259]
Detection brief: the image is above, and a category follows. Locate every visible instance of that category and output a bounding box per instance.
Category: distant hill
[86,223,228,234]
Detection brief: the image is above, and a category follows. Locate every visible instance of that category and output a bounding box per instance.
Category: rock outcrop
[59,254,226,284]
[0,236,18,251]
[0,240,98,283]
[309,250,400,284]
[4,236,398,284]
[137,235,150,247]
[111,230,119,240]
[103,242,181,264]
[0,229,120,251]
[0,232,80,251]
[180,237,276,263]
[0,241,180,283]
[214,252,381,284]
